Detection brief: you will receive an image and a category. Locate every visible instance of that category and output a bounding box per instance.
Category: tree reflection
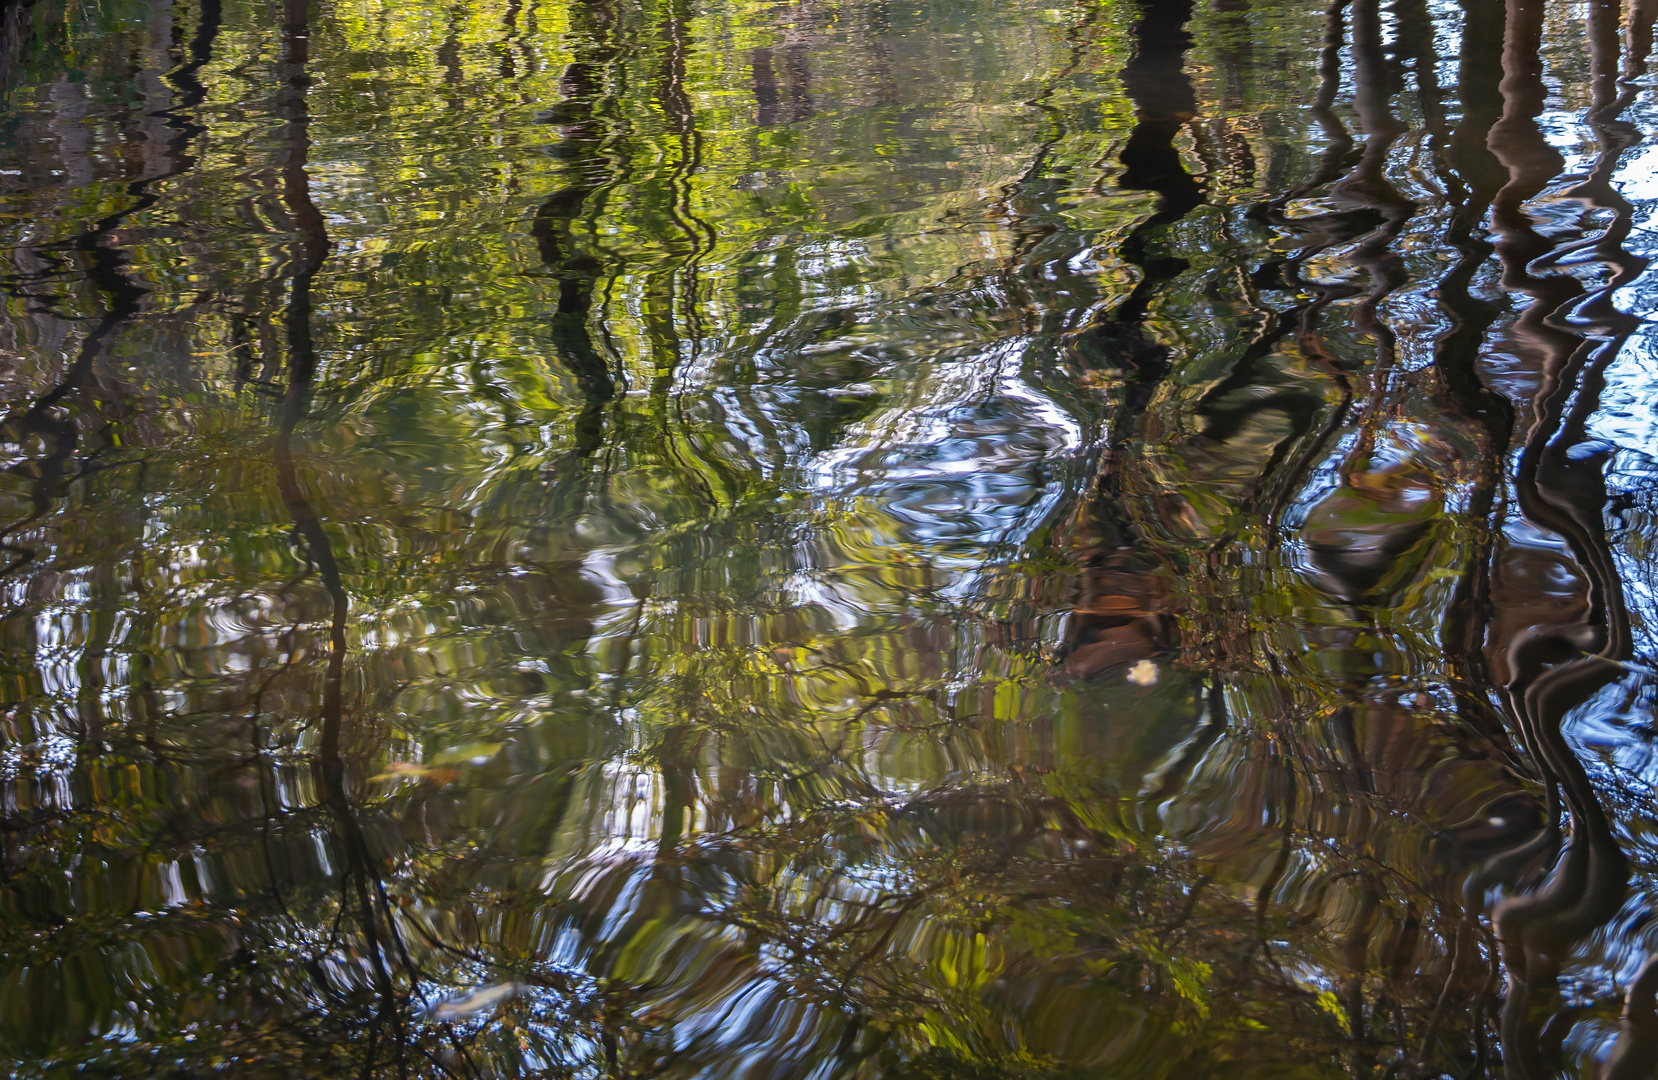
[0,0,1655,1076]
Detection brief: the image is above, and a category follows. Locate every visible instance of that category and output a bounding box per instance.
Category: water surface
[3,0,1658,1075]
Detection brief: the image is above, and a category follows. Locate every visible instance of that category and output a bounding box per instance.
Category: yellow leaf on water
[370,762,463,785]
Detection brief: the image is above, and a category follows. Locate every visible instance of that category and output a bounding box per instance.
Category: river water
[2,0,1657,1075]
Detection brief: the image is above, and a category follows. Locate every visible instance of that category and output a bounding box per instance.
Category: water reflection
[2,0,1658,1075]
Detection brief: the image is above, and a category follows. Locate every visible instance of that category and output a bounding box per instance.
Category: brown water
[2,0,1658,1075]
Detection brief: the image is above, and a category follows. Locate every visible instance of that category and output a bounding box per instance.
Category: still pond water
[3,0,1658,1075]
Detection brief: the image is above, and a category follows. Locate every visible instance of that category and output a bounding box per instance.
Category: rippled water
[3,0,1658,1074]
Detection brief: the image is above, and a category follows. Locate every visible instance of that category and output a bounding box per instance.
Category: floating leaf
[370,762,462,786]
[424,982,523,1023]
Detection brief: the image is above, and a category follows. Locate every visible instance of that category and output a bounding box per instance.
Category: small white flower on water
[1127,659,1159,686]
